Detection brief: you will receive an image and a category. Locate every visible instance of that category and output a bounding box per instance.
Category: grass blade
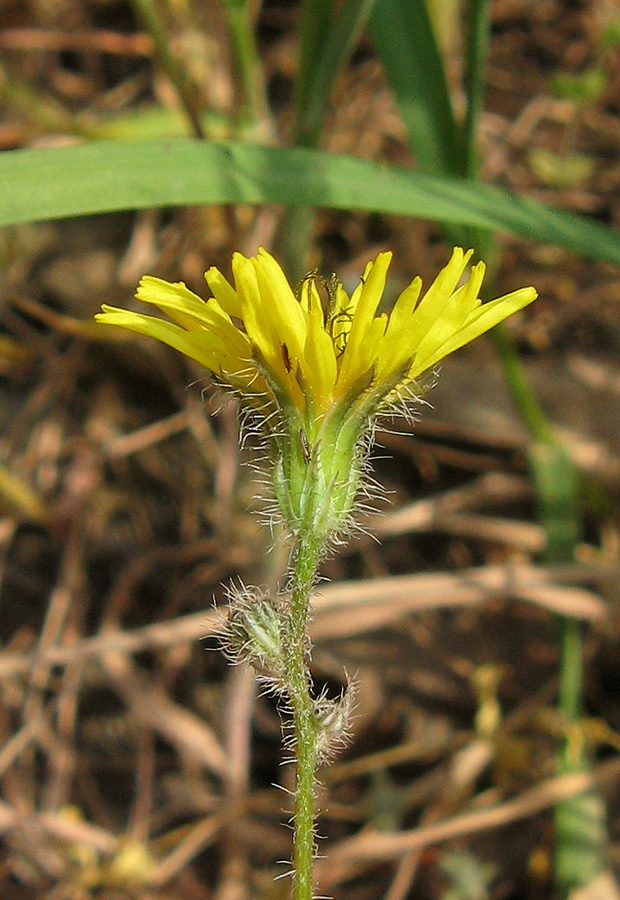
[2,139,620,267]
[462,0,491,177]
[370,0,461,175]
[295,0,377,147]
[295,0,333,135]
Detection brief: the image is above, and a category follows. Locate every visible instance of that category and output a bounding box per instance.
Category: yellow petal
[346,259,375,317]
[136,277,218,331]
[413,261,485,364]
[335,314,387,401]
[408,248,472,343]
[96,307,231,372]
[330,283,354,354]
[231,253,279,371]
[385,276,422,343]
[303,290,338,416]
[204,267,243,318]
[253,250,307,361]
[337,253,392,392]
[410,286,538,378]
[346,252,392,339]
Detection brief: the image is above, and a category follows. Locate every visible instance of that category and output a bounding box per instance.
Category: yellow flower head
[97,247,535,427]
[96,248,536,538]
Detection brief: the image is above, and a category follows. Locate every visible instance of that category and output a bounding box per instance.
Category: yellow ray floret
[96,247,537,425]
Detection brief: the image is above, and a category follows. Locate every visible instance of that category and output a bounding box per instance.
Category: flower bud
[222,584,286,685]
[312,678,355,762]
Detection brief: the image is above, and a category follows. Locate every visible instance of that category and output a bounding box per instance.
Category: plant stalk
[558,615,583,727]
[222,0,271,131]
[282,532,322,900]
[279,0,377,281]
[129,0,205,139]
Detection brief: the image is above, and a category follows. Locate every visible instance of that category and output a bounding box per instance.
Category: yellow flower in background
[96,248,536,539]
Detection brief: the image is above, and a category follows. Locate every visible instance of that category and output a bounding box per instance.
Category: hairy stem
[283,532,322,900]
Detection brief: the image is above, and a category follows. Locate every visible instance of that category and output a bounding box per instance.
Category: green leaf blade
[2,139,620,268]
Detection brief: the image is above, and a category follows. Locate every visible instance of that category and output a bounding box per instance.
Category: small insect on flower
[299,428,311,466]
[297,269,338,317]
[281,343,292,373]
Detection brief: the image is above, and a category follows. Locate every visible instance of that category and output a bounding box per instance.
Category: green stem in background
[530,441,606,897]
[374,0,604,890]
[491,324,553,444]
[279,0,377,281]
[465,0,605,854]
[494,324,604,896]
[129,0,205,139]
[294,0,332,143]
[495,249,604,896]
[370,0,461,176]
[221,0,271,132]
[294,0,377,149]
[558,615,583,728]
[282,532,323,900]
[462,0,490,178]
[496,257,602,893]
[279,0,331,280]
[279,206,314,287]
[0,64,100,139]
[497,303,605,897]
